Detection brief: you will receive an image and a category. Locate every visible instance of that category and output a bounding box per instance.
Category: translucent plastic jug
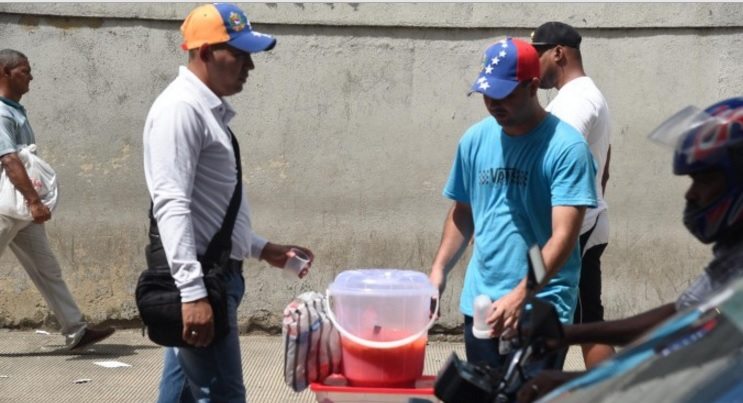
[326,269,439,388]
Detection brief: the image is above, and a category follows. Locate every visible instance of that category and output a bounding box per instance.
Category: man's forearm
[540,235,574,280]
[0,152,41,204]
[564,303,677,346]
[431,203,474,294]
[541,206,586,279]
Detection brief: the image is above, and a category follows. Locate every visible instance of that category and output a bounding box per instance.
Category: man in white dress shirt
[532,22,614,368]
[142,4,314,402]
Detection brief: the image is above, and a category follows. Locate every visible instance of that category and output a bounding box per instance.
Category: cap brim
[228,31,277,53]
[469,76,519,100]
[531,40,579,49]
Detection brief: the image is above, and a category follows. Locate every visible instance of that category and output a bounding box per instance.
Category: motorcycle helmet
[648,97,743,243]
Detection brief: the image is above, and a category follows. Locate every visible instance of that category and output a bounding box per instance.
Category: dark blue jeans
[464,315,508,369]
[157,264,246,403]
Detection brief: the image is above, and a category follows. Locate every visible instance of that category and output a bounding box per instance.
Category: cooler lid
[328,269,435,295]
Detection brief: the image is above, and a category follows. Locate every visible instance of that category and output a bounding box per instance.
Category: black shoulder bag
[135,130,243,347]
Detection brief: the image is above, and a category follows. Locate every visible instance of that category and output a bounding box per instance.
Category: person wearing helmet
[516,97,743,402]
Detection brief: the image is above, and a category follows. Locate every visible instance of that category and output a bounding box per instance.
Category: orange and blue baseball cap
[181,3,276,53]
[469,37,539,100]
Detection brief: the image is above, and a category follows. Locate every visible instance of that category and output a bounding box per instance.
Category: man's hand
[182,297,215,347]
[28,199,51,224]
[488,282,527,336]
[516,370,581,402]
[0,152,50,223]
[260,242,314,270]
[428,271,445,319]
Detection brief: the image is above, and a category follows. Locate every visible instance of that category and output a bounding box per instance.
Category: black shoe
[69,326,115,350]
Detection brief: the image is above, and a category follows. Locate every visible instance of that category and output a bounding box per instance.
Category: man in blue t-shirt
[429,37,597,369]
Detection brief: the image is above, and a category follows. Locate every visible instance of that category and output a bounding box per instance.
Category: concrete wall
[0,3,741,335]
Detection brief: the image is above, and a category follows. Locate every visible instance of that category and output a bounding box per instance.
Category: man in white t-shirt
[531,22,614,368]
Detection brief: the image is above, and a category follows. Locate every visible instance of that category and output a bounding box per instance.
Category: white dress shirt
[143,66,267,302]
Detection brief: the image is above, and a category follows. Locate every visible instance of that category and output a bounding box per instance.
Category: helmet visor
[647,105,727,151]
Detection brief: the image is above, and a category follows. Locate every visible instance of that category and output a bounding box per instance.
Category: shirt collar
[178,66,236,124]
[0,96,26,115]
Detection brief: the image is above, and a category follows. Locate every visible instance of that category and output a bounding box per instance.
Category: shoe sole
[69,330,116,351]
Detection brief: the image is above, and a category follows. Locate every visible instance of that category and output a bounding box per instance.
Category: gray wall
[0,3,741,335]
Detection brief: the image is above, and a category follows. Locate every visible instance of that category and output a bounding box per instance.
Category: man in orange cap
[142,3,313,401]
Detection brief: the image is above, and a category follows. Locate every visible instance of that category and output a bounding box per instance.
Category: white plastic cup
[472,294,492,339]
[284,248,310,279]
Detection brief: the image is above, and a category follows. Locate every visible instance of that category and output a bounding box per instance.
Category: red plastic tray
[310,376,437,403]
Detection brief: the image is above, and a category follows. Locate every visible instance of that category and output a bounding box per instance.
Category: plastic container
[310,376,438,403]
[326,269,438,388]
[472,294,492,339]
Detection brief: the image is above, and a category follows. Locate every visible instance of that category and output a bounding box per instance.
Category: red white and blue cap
[469,37,540,100]
[181,3,276,53]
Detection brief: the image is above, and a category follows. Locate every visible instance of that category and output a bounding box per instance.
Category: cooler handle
[325,289,439,350]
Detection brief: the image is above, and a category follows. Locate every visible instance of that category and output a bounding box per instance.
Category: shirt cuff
[250,233,268,260]
[0,147,17,158]
[179,278,208,303]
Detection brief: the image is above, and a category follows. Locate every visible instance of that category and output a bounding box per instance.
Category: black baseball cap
[531,21,582,49]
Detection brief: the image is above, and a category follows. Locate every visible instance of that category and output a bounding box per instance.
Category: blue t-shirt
[444,113,597,323]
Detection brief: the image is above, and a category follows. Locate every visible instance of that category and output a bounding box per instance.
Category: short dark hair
[0,49,27,71]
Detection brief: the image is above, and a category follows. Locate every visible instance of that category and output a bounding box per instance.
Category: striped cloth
[282,292,342,392]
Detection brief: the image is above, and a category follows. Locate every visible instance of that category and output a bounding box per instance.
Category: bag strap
[147,128,243,271]
[201,128,242,266]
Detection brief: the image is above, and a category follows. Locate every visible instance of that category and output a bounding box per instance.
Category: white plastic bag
[0,144,59,220]
[282,291,342,392]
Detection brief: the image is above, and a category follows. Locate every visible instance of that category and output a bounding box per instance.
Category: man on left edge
[0,48,115,350]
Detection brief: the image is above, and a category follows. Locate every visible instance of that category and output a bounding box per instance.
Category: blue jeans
[157,264,246,403]
[463,315,507,369]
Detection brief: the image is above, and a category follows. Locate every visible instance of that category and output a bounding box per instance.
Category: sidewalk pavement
[0,329,584,403]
